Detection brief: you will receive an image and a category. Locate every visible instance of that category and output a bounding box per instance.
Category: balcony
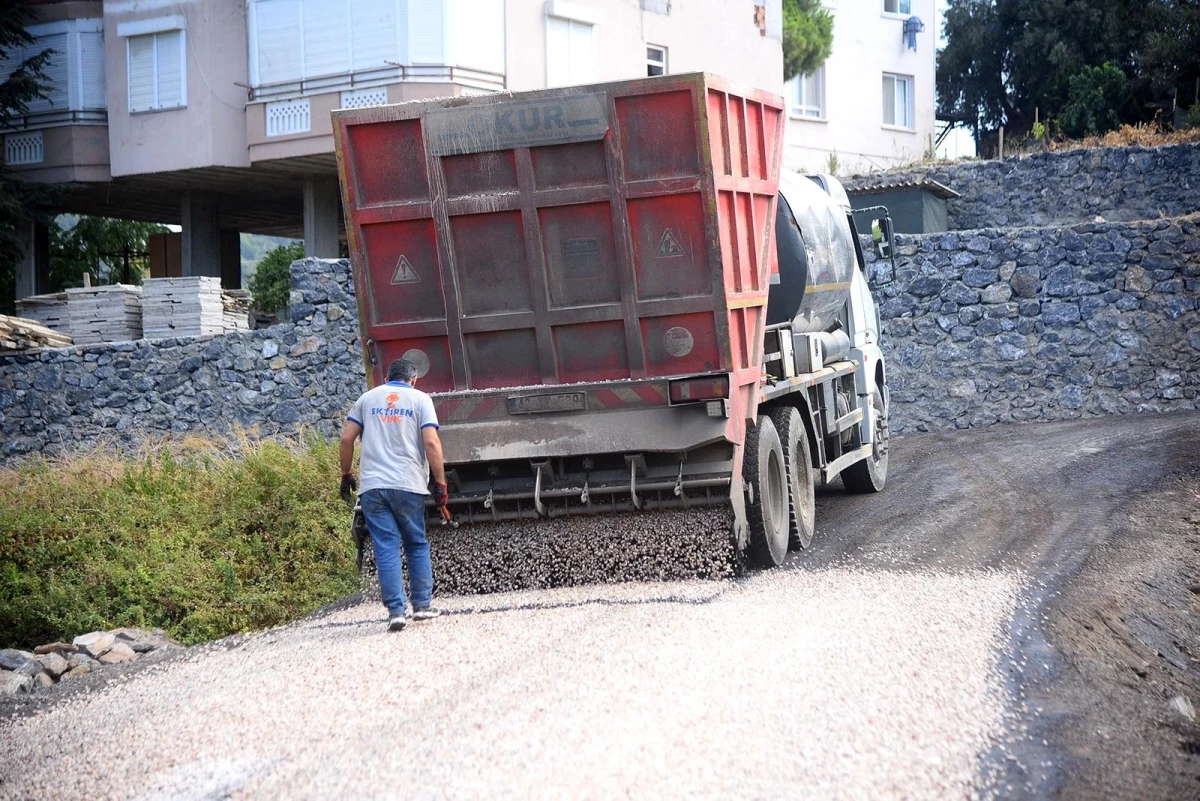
[244,0,504,161]
[1,18,109,182]
[1,18,107,132]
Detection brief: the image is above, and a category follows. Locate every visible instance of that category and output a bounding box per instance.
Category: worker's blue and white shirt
[347,381,440,495]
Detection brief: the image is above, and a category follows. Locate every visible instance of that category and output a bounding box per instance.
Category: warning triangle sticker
[657,228,684,257]
[391,255,420,284]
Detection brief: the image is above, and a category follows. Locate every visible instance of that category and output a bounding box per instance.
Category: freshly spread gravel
[415,507,738,595]
[0,567,1019,799]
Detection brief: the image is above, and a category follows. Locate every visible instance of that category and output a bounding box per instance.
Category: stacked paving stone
[15,293,69,332]
[142,277,249,339]
[0,628,178,694]
[65,284,142,345]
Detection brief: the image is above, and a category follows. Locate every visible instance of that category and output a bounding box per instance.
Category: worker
[339,358,448,632]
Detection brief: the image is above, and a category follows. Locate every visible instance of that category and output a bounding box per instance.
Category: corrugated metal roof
[845,178,962,200]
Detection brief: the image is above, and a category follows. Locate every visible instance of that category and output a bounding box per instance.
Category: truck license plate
[507,392,587,415]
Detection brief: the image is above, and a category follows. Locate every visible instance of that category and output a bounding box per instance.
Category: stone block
[72,631,115,658]
[1042,302,1082,327]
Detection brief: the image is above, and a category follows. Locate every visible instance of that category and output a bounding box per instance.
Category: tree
[1060,62,1131,137]
[0,0,54,314]
[782,0,834,81]
[248,241,305,316]
[937,0,1167,142]
[48,216,169,291]
[1137,0,1200,116]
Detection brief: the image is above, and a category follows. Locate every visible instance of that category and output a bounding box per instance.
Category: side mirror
[871,216,897,286]
[872,216,894,260]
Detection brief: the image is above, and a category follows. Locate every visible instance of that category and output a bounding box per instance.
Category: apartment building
[782,0,935,174]
[3,0,783,298]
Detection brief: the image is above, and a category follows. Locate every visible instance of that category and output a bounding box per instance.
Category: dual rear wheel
[743,407,816,569]
[743,387,890,569]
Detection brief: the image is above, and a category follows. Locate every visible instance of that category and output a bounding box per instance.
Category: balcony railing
[247,63,505,103]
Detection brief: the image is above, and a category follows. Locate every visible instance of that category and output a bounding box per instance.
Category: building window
[646,45,667,76]
[248,0,453,88]
[788,67,825,119]
[128,30,186,112]
[640,0,670,13]
[0,19,106,122]
[883,0,911,14]
[882,72,913,129]
[545,17,594,88]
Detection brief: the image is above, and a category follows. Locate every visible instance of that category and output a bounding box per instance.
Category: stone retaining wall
[867,215,1200,434]
[844,143,1200,230]
[0,260,365,460]
[2,219,1198,459]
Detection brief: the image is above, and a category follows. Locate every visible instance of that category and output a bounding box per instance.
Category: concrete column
[303,177,340,259]
[13,218,37,300]
[181,191,221,278]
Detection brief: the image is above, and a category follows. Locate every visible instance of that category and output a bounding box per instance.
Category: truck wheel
[769,407,815,549]
[353,509,381,603]
[842,385,889,493]
[743,414,789,568]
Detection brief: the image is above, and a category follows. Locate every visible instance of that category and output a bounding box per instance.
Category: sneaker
[411,607,442,621]
[387,615,408,632]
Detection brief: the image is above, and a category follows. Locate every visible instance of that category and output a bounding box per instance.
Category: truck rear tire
[842,385,889,493]
[769,406,815,549]
[743,414,789,568]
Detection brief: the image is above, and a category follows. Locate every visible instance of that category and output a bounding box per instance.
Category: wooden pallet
[0,313,74,352]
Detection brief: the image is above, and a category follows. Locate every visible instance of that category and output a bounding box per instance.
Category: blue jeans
[359,489,433,617]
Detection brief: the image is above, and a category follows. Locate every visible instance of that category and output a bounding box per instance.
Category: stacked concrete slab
[15,293,70,332]
[143,277,249,339]
[66,285,142,345]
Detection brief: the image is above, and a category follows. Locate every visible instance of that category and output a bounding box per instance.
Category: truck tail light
[668,374,730,404]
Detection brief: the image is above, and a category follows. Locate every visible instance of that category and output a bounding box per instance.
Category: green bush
[1061,62,1130,138]
[248,241,304,315]
[0,435,357,648]
[1186,104,1200,130]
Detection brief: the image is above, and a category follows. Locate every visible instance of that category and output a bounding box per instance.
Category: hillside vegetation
[0,436,357,648]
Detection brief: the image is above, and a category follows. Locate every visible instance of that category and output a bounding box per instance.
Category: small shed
[846,179,961,234]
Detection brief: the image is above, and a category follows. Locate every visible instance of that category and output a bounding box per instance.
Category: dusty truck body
[332,72,893,571]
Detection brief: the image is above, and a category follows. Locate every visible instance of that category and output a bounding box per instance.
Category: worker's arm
[340,420,362,478]
[422,425,446,485]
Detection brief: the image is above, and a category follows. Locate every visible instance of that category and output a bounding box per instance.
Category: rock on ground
[72,632,116,659]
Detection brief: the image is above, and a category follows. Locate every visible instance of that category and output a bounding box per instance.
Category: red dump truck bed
[334,74,784,515]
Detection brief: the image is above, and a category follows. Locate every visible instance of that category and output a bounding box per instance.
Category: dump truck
[332,73,895,586]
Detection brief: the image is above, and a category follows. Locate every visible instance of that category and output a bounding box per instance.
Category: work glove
[340,473,358,504]
[431,481,449,508]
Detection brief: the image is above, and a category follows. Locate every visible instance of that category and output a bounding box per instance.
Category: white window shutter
[155,30,184,108]
[567,21,593,85]
[302,0,349,78]
[255,0,303,85]
[350,0,399,71]
[0,48,16,86]
[128,34,156,111]
[26,33,68,114]
[409,0,444,64]
[79,31,106,109]
[545,17,569,88]
[882,74,895,126]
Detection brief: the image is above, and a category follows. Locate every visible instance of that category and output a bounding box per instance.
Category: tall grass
[0,434,358,648]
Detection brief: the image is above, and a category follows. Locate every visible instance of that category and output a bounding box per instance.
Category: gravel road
[1,412,1196,799]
